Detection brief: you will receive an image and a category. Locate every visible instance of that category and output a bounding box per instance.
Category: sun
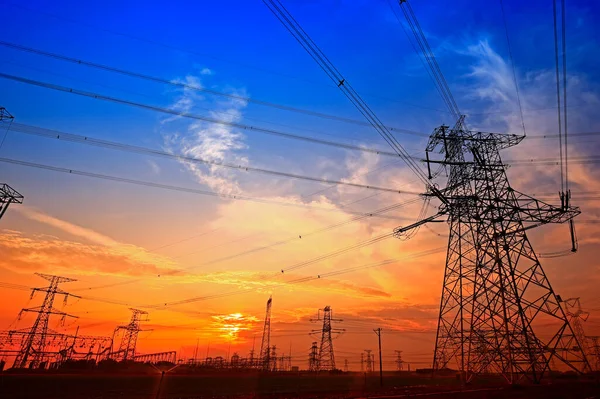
[211,313,259,341]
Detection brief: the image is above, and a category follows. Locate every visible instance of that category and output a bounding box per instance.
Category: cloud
[180,269,392,299]
[162,74,249,195]
[147,160,161,175]
[7,207,181,276]
[0,230,178,277]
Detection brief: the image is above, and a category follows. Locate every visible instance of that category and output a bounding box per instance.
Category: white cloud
[162,74,249,195]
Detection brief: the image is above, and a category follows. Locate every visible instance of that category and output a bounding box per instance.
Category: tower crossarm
[393,210,447,238]
[508,189,579,225]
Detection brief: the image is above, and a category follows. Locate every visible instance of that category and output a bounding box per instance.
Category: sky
[1,0,600,371]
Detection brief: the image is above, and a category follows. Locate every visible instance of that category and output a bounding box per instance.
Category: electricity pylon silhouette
[395,350,404,371]
[364,349,373,373]
[563,297,592,370]
[308,341,318,371]
[395,118,590,383]
[311,306,343,371]
[13,273,79,368]
[259,296,272,371]
[112,308,148,361]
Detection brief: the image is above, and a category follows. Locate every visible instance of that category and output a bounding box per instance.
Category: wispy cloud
[162,74,248,195]
[8,207,180,276]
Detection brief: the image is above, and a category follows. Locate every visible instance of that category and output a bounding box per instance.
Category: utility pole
[13,273,79,369]
[310,306,344,371]
[259,296,272,371]
[112,308,149,361]
[374,328,383,387]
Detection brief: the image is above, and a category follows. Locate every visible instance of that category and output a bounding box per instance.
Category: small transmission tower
[259,296,272,371]
[112,308,148,361]
[311,306,344,371]
[308,341,319,371]
[587,336,600,371]
[13,273,79,369]
[395,350,404,371]
[364,349,373,373]
[564,297,592,370]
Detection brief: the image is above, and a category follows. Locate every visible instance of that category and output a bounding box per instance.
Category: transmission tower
[587,336,600,371]
[395,350,404,371]
[395,119,590,383]
[112,308,148,361]
[563,297,592,370]
[364,350,373,373]
[308,341,319,371]
[343,358,349,372]
[259,296,272,371]
[360,352,364,372]
[311,306,343,371]
[13,273,79,369]
[0,183,23,221]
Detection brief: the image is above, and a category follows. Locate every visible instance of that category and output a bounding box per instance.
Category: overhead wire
[553,0,565,193]
[8,122,416,195]
[261,0,430,186]
[0,156,416,220]
[0,72,431,158]
[0,40,429,138]
[3,1,451,115]
[561,0,569,191]
[499,0,526,136]
[397,1,461,120]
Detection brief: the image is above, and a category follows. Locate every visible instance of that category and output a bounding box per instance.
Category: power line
[0,40,429,138]
[553,0,565,193]
[0,72,429,158]
[0,156,415,220]
[262,0,430,186]
[499,0,526,136]
[3,1,450,115]
[8,122,417,195]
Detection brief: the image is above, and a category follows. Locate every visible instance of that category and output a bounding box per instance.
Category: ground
[0,370,599,398]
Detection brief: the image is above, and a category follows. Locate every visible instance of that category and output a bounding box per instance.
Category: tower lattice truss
[396,120,590,383]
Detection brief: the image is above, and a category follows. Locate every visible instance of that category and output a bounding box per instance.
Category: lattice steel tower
[259,296,272,371]
[311,306,343,371]
[396,119,590,383]
[13,273,79,369]
[308,341,318,371]
[0,107,23,221]
[112,308,148,361]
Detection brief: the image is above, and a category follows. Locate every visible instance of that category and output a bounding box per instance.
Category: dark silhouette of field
[1,369,599,399]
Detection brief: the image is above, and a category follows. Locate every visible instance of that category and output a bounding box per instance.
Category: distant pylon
[271,345,277,371]
[395,350,403,371]
[343,358,349,372]
[360,352,364,372]
[564,297,592,371]
[13,273,79,369]
[587,336,600,371]
[112,308,148,361]
[259,296,272,371]
[308,341,319,371]
[365,349,373,373]
[311,306,344,371]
